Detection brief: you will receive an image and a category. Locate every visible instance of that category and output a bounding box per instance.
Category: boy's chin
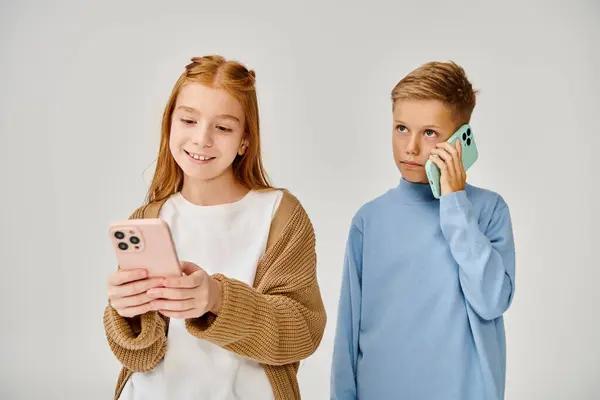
[399,170,429,184]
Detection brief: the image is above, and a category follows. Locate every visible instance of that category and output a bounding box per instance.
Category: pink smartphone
[108,218,181,278]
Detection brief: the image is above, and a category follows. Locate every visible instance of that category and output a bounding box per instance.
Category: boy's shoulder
[464,183,510,211]
[348,187,398,229]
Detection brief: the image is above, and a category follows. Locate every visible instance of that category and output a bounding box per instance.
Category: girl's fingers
[151,299,197,311]
[158,309,197,319]
[108,269,147,286]
[110,292,154,309]
[108,277,164,299]
[163,272,205,289]
[115,302,154,318]
[147,287,194,300]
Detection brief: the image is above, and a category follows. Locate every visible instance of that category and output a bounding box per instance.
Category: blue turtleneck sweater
[330,179,516,400]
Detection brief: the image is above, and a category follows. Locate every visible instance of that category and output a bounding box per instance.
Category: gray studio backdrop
[1,0,598,399]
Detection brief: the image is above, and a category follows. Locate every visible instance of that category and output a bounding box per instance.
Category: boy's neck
[396,177,437,203]
[180,170,250,206]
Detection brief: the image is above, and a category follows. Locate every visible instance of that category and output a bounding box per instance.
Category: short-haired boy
[330,61,516,400]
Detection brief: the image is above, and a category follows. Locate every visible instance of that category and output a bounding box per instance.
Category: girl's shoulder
[264,188,315,249]
[127,197,170,220]
[262,188,303,218]
[253,187,300,212]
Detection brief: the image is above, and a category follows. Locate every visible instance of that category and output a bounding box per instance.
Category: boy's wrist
[439,189,469,210]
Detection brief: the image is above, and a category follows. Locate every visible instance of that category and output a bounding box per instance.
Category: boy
[330,61,516,400]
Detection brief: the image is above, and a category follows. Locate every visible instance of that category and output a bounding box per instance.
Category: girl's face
[169,82,247,183]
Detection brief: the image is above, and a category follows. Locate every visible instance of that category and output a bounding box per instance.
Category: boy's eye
[424,129,438,137]
[181,118,196,125]
[396,125,408,133]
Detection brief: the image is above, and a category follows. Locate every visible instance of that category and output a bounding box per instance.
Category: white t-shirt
[119,189,283,400]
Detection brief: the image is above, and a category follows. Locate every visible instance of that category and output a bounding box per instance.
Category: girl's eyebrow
[176,105,240,123]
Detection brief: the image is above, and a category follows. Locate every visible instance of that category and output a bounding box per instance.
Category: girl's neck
[180,170,250,206]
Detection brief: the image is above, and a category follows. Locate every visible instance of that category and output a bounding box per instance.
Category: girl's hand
[429,140,466,196]
[107,269,164,318]
[147,262,223,319]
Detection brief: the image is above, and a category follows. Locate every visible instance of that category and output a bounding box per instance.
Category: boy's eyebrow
[176,105,241,123]
[393,120,441,130]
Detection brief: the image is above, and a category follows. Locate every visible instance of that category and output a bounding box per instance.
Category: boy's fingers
[431,147,454,162]
[432,148,456,177]
[429,155,446,171]
[437,142,458,156]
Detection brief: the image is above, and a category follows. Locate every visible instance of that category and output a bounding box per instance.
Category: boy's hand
[429,140,466,196]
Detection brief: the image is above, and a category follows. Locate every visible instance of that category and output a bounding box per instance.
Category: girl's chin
[180,166,234,182]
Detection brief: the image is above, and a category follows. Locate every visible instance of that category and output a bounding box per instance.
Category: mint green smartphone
[425,124,478,199]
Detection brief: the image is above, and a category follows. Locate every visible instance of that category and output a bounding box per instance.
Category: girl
[104,55,326,400]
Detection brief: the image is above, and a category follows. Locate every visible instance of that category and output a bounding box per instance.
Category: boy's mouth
[401,161,422,168]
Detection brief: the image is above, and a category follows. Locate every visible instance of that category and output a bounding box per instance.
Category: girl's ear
[238,139,249,156]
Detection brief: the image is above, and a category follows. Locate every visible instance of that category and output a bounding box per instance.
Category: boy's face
[392,99,461,183]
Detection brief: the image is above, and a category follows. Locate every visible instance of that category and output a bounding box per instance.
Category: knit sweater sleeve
[103,307,169,372]
[184,199,327,366]
[103,205,169,372]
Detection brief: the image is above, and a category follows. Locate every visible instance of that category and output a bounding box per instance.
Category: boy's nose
[405,135,420,155]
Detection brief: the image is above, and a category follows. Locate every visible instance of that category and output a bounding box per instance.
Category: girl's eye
[396,125,408,133]
[181,118,196,125]
[424,129,438,138]
[216,125,233,132]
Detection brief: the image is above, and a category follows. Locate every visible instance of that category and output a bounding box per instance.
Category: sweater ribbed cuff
[185,274,257,346]
[439,189,471,211]
[104,305,165,350]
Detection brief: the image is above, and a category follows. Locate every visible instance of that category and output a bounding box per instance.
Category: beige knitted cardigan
[103,190,327,399]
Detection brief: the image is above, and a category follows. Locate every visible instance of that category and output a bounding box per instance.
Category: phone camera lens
[462,133,467,141]
[467,128,471,136]
[130,236,140,245]
[467,138,472,146]
[118,242,128,250]
[114,231,125,239]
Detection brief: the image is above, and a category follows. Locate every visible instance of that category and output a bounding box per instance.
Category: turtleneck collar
[394,178,437,203]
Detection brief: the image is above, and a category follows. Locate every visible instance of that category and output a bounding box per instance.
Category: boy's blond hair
[391,61,478,124]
